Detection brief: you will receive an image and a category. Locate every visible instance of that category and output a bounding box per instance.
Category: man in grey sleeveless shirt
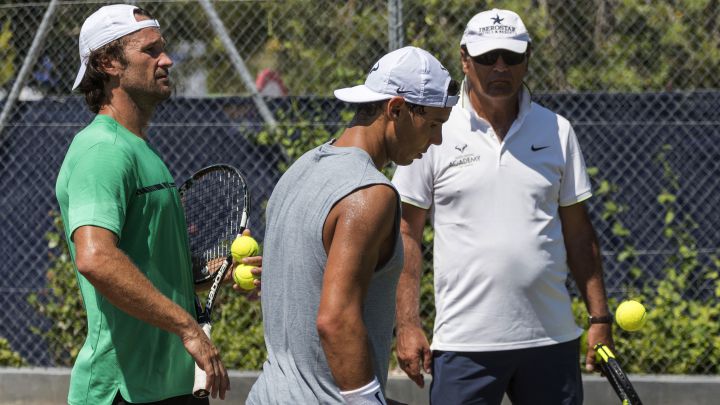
[247,47,459,405]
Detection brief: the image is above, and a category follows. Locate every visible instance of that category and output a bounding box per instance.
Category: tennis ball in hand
[231,235,259,262]
[233,264,258,291]
[616,300,647,331]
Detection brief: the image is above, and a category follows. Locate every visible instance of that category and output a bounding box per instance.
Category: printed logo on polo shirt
[449,144,480,168]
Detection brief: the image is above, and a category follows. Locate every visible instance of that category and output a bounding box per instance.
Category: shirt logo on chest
[449,144,480,168]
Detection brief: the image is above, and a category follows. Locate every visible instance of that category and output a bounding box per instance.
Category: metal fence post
[197,0,277,131]
[388,0,403,51]
[0,0,60,144]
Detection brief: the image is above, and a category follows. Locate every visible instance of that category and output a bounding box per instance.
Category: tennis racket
[594,343,643,405]
[179,164,250,398]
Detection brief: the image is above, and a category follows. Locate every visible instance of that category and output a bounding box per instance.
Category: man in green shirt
[56,5,256,404]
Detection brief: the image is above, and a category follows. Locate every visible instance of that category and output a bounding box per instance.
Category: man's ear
[386,96,405,119]
[460,48,472,75]
[98,55,122,77]
[523,47,532,75]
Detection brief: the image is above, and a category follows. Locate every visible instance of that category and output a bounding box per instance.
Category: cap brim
[465,39,528,56]
[72,63,87,91]
[334,85,393,104]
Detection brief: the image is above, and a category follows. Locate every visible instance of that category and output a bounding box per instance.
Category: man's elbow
[317,310,360,344]
[317,312,342,343]
[74,248,107,281]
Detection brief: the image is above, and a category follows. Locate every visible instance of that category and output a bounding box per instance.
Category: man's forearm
[566,231,610,316]
[396,232,424,328]
[318,311,375,390]
[78,247,198,338]
[561,203,610,316]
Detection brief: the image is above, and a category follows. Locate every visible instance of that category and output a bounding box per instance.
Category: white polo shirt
[392,86,590,351]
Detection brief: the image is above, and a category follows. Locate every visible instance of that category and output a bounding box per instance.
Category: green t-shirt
[55,115,196,404]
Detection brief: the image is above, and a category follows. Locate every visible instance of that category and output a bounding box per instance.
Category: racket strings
[181,168,247,280]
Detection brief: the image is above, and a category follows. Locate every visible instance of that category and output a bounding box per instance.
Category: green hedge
[0,337,25,367]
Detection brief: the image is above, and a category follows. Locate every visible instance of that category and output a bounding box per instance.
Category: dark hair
[405,102,426,115]
[447,78,461,97]
[354,100,386,120]
[76,7,155,113]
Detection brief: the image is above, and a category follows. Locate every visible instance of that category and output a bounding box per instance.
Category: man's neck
[333,118,389,169]
[469,90,520,142]
[98,92,156,139]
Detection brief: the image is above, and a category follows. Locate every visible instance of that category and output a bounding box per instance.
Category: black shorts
[430,339,583,405]
[112,392,209,405]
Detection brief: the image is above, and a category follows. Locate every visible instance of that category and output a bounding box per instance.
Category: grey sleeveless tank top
[247,142,404,405]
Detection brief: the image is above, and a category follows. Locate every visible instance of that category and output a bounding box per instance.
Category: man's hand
[229,229,262,299]
[181,324,230,399]
[396,324,432,387]
[232,255,262,300]
[585,323,613,372]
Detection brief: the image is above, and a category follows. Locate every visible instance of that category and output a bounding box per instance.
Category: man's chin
[485,84,517,98]
[394,157,414,166]
[155,86,173,101]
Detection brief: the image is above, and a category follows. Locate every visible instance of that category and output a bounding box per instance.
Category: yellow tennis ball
[231,235,259,262]
[233,264,258,291]
[616,300,647,332]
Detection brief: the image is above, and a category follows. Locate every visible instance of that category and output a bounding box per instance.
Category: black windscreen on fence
[1,92,719,366]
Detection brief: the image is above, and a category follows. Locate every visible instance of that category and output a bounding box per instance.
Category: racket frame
[179,164,250,398]
[594,343,643,405]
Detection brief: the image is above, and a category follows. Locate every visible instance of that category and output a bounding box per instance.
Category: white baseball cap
[334,46,458,108]
[72,4,160,90]
[461,9,531,57]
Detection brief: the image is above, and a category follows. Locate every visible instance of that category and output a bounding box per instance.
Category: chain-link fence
[1,0,719,374]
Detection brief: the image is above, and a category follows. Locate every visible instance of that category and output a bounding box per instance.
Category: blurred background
[0,0,718,381]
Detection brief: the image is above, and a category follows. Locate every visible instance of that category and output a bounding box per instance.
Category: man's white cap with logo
[72,4,160,91]
[334,46,458,108]
[461,9,531,57]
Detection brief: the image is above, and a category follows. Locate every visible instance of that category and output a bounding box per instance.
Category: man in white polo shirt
[392,8,614,404]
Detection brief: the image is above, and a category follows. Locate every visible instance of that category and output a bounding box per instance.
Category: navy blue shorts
[430,339,583,405]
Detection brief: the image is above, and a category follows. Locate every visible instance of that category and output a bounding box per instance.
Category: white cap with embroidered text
[334,46,458,108]
[461,9,531,57]
[72,4,160,91]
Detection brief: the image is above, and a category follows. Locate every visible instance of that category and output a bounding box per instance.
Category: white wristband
[340,377,386,405]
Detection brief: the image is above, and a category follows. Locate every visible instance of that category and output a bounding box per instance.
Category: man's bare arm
[395,202,432,387]
[560,202,613,372]
[317,185,398,390]
[73,225,230,398]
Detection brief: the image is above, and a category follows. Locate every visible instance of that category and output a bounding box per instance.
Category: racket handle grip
[192,323,213,398]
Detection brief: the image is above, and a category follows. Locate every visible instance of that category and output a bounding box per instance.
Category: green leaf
[665,210,675,225]
[658,191,676,204]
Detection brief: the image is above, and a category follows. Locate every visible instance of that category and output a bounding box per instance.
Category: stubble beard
[126,78,173,109]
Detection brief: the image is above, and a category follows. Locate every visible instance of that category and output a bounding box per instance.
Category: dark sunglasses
[471,50,526,66]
